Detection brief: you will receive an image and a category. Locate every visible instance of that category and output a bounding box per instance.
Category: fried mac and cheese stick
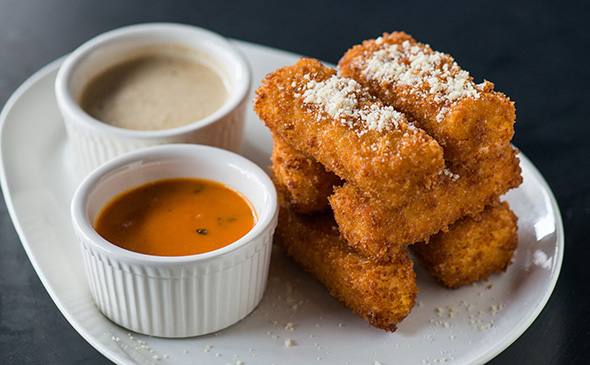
[271,138,400,260]
[413,201,518,288]
[271,135,520,261]
[271,136,341,214]
[274,202,417,331]
[329,146,522,260]
[339,32,515,169]
[255,58,444,207]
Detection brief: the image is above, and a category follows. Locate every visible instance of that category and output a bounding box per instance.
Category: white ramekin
[56,23,251,175]
[71,144,277,337]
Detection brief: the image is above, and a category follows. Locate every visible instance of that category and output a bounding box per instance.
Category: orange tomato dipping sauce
[94,178,256,256]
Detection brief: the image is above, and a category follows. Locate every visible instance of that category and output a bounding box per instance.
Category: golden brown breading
[255,58,445,207]
[275,199,417,331]
[271,136,341,214]
[339,32,515,169]
[413,201,518,288]
[270,130,521,261]
[329,146,522,261]
[271,138,400,260]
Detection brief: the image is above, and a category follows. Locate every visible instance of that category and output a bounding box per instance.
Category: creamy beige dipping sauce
[80,46,228,131]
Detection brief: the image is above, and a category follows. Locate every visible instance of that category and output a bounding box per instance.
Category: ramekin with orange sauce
[71,144,277,337]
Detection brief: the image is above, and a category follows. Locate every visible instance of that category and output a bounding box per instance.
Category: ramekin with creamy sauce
[56,23,251,175]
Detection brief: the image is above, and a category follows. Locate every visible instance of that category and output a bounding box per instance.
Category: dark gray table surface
[1,0,588,364]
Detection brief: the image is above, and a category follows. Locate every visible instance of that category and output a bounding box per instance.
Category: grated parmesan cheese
[298,75,407,134]
[283,338,297,348]
[533,250,552,269]
[358,39,481,122]
[442,168,460,181]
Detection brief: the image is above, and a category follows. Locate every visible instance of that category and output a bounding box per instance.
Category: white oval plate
[0,40,563,365]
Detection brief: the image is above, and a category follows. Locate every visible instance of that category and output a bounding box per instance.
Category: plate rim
[0,42,565,365]
[467,151,564,364]
[0,56,146,365]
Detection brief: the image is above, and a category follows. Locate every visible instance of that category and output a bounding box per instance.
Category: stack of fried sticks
[254,32,522,331]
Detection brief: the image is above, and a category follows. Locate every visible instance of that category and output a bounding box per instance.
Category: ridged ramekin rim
[79,228,275,278]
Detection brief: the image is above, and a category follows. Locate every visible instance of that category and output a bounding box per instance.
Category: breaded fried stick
[271,141,402,260]
[413,201,518,288]
[255,58,445,207]
[271,136,341,214]
[271,139,400,260]
[271,135,521,261]
[329,146,522,260]
[275,200,417,331]
[339,32,515,169]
